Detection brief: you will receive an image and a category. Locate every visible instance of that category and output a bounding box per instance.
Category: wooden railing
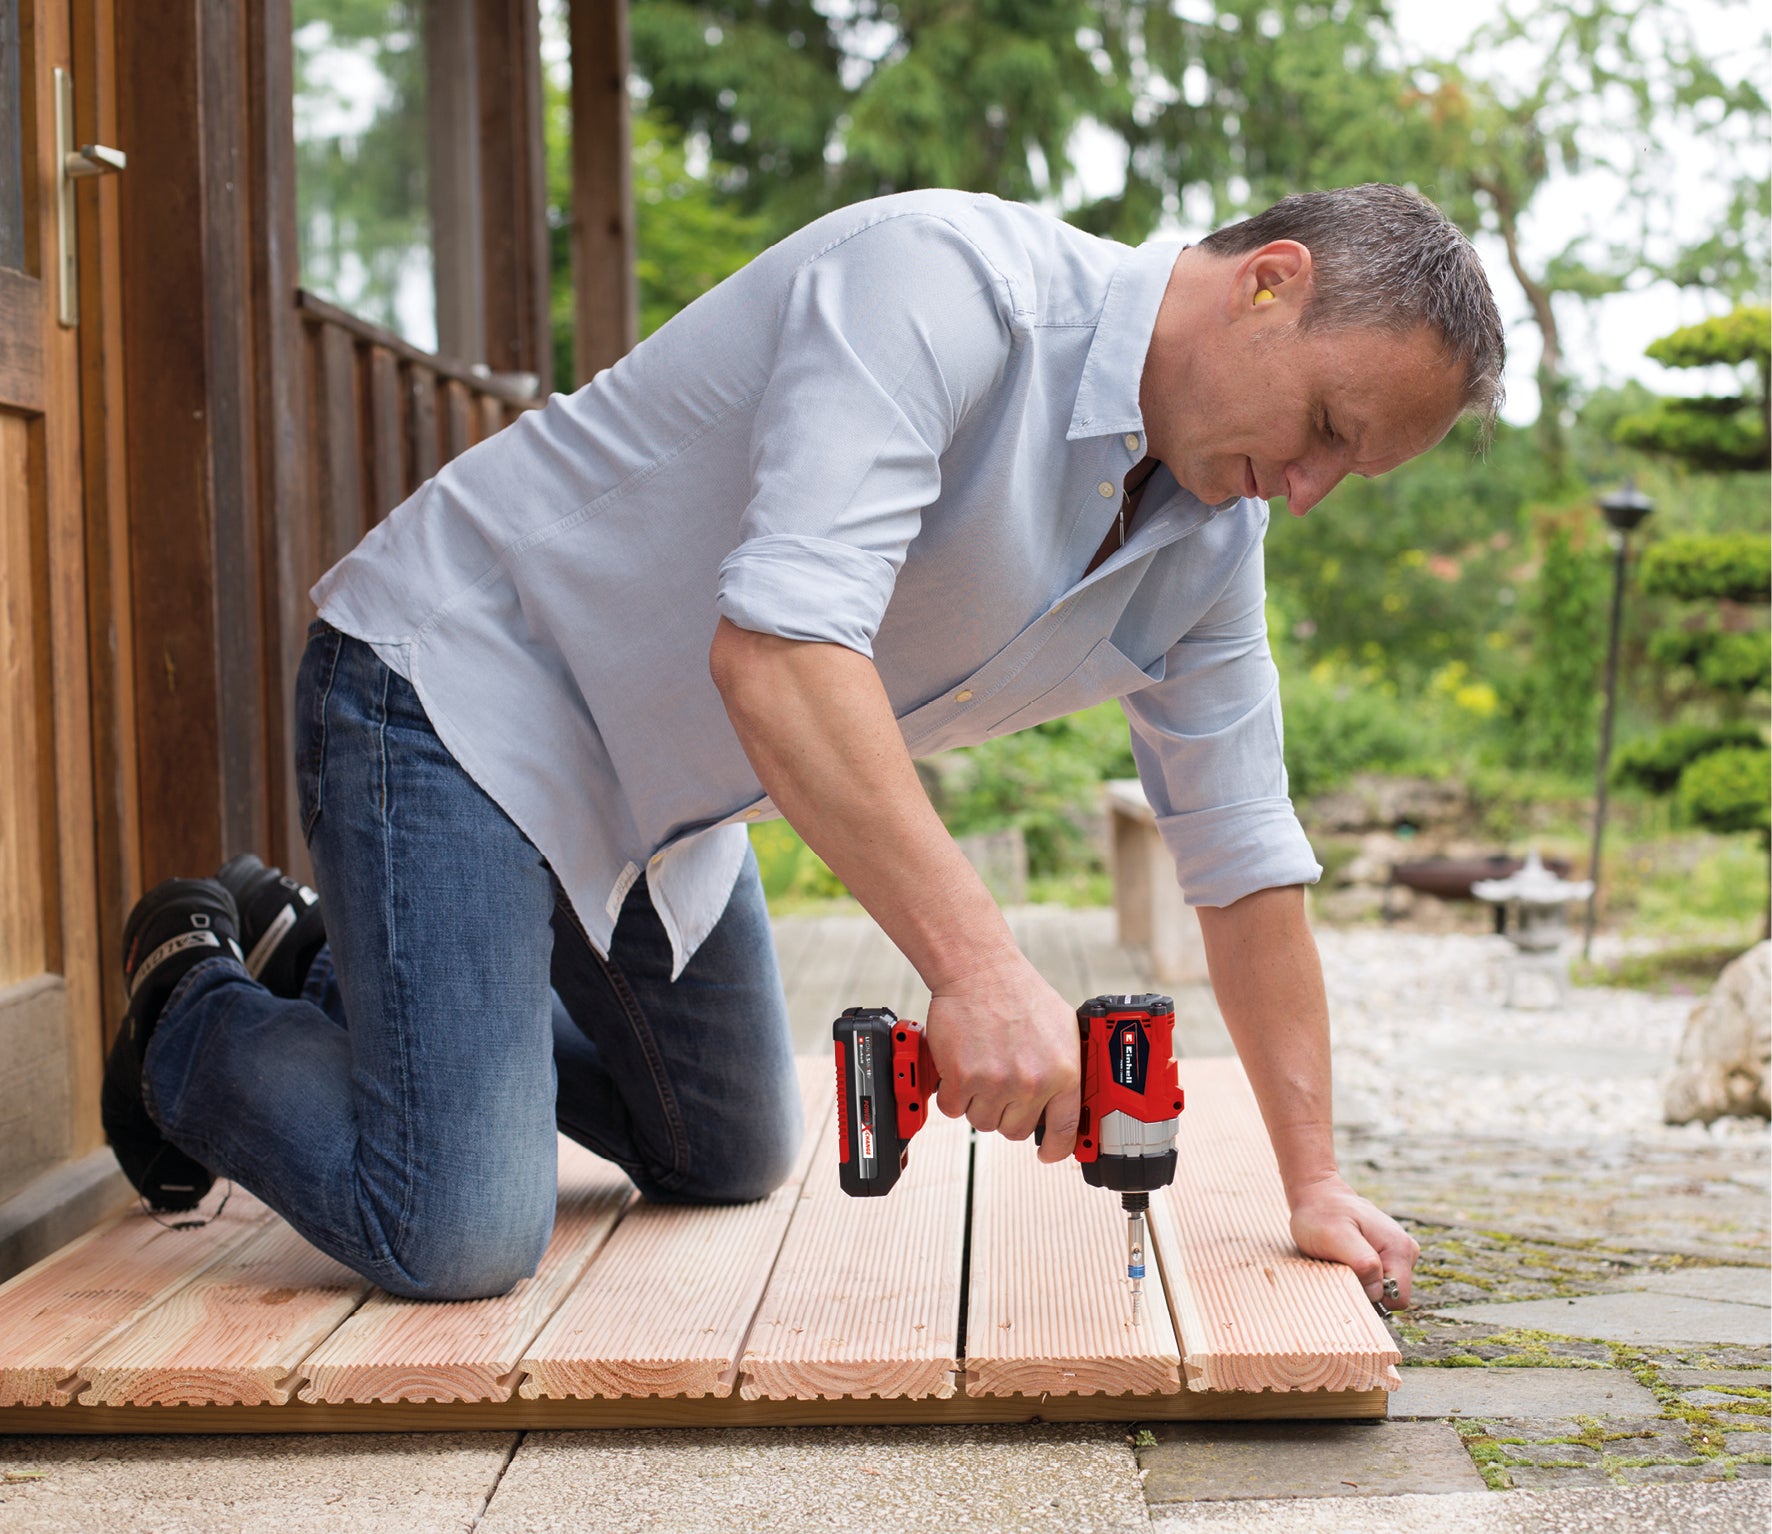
[294,289,541,570]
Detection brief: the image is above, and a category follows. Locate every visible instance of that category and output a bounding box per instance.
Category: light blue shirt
[313,190,1321,977]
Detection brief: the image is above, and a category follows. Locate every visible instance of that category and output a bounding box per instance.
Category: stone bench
[1103,779,1207,985]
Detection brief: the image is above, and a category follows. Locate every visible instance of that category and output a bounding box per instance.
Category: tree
[1610,310,1771,847]
[1395,0,1771,479]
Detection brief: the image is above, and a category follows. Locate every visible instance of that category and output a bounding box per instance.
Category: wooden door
[0,0,105,1208]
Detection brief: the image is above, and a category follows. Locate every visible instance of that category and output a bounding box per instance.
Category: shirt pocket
[982,637,1166,737]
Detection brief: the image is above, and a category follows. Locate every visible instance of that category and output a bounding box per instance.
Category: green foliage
[1676,745,1771,840]
[1275,665,1427,802]
[1644,307,1772,373]
[1647,629,1772,695]
[1612,724,1767,795]
[1640,534,1772,605]
[937,703,1134,877]
[748,820,847,905]
[1614,305,1771,473]
[292,0,432,345]
[1503,518,1607,775]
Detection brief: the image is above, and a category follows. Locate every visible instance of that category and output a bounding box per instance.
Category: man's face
[1149,313,1468,519]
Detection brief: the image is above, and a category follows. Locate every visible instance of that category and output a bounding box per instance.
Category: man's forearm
[708,618,1013,989]
[1194,885,1339,1203]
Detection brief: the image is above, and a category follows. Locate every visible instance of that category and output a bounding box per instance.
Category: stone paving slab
[0,1432,520,1534]
[1661,1367,1771,1388]
[1614,1268,1770,1305]
[1389,1366,1658,1419]
[1433,1291,1772,1346]
[1148,1479,1770,1533]
[1138,1420,1485,1503]
[475,1426,1150,1534]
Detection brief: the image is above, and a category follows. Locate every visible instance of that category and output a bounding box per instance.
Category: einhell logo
[1112,1020,1150,1092]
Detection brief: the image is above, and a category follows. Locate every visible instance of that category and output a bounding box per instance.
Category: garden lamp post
[1584,478,1655,958]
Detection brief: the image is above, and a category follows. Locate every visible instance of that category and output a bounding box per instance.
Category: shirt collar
[1065,239,1185,443]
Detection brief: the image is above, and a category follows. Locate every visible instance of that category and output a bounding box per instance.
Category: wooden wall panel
[0,411,46,987]
[310,321,363,572]
[568,0,636,381]
[364,346,404,518]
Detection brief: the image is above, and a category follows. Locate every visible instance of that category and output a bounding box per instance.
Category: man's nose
[1284,460,1349,517]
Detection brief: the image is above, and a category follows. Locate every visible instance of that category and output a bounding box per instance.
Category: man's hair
[1199,184,1506,440]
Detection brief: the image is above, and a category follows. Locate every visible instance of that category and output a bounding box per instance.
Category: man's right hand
[924,951,1082,1162]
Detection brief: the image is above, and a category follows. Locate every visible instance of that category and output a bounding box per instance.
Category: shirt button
[1125,434,1141,452]
[650,854,663,867]
[1052,600,1065,613]
[955,689,974,703]
[1097,481,1115,498]
[742,808,761,820]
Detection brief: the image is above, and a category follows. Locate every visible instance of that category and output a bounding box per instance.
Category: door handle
[55,67,126,328]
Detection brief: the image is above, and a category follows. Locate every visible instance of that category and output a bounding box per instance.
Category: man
[104,183,1501,1308]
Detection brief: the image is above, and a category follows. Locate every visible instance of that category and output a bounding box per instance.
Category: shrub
[1611,724,1766,794]
[1640,534,1771,605]
[1676,745,1771,840]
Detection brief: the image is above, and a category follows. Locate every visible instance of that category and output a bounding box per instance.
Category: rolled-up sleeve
[716,214,1012,657]
[1120,524,1322,907]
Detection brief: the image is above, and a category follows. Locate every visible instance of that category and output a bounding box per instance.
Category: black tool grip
[833,1007,908,1197]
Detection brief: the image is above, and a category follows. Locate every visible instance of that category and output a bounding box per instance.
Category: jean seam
[301,629,345,840]
[590,934,693,1190]
[372,658,417,1253]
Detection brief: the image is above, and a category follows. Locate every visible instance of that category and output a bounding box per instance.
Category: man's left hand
[1288,1175,1421,1307]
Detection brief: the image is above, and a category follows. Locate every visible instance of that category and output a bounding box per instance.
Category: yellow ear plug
[1255,288,1276,305]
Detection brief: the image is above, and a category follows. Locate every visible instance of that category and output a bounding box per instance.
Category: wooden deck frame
[0,1051,1399,1436]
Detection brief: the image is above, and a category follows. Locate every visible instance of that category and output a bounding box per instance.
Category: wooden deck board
[296,1140,632,1404]
[0,1191,270,1406]
[1156,1057,1401,1394]
[518,1060,834,1401]
[75,1218,370,1406]
[739,1108,969,1401]
[965,1129,1182,1398]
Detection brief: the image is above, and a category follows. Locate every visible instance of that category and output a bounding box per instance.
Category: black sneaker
[217,854,326,999]
[100,878,242,1212]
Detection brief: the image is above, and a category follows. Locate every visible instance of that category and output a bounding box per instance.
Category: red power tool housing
[833,995,1182,1197]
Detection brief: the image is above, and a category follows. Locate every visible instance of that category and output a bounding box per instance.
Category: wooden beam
[75,1220,370,1406]
[568,0,636,382]
[297,1140,631,1405]
[521,1060,831,1401]
[0,269,44,411]
[427,0,485,364]
[476,0,551,391]
[0,1386,1389,1434]
[117,0,268,883]
[0,1194,270,1407]
[1155,1058,1401,1394]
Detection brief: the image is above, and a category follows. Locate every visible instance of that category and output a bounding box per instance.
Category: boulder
[1664,941,1771,1124]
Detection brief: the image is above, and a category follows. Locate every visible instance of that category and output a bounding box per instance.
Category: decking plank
[965,1129,1182,1398]
[0,1191,271,1406]
[76,1219,371,1406]
[297,1140,632,1404]
[1155,1057,1400,1394]
[739,1105,969,1402]
[518,1059,834,1401]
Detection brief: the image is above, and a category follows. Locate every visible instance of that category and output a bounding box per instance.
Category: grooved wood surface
[297,1141,631,1404]
[0,1192,269,1406]
[966,1130,1182,1397]
[519,1060,834,1401]
[1156,1057,1402,1393]
[75,1219,370,1406]
[740,1104,969,1401]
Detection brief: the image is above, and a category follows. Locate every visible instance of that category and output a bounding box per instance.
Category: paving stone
[476,1426,1150,1534]
[1434,1291,1772,1346]
[1389,1366,1658,1419]
[0,1433,519,1534]
[1616,1269,1771,1306]
[1137,1420,1486,1502]
[1614,1462,1738,1485]
[1661,1368,1772,1388]
[1501,1466,1614,1489]
[1501,1442,1602,1466]
[1725,1432,1772,1454]
[1682,1388,1768,1408]
[1147,1480,1771,1533]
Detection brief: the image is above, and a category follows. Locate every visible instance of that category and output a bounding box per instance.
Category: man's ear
[1228,241,1313,319]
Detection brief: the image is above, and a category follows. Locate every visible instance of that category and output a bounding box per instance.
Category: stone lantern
[1472,851,1596,1007]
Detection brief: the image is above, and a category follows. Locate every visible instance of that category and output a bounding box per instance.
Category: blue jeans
[142,624,802,1300]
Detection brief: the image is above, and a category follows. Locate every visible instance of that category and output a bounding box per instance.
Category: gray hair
[1199,184,1506,440]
